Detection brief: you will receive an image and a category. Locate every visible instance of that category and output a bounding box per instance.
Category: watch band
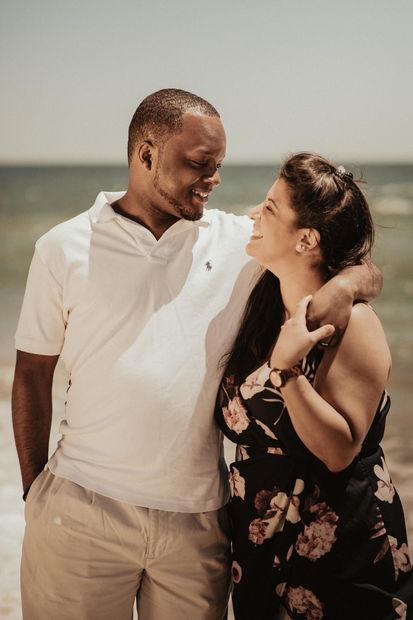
[269,364,303,388]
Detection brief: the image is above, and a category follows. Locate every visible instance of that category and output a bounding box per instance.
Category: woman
[215,153,412,619]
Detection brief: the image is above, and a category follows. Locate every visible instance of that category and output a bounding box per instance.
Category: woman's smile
[250,228,263,240]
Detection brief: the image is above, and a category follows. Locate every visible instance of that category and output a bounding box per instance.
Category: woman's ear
[296,228,320,252]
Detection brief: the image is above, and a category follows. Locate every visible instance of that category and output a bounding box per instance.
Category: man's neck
[112,195,179,240]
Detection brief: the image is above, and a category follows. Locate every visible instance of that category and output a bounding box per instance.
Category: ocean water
[0,164,412,617]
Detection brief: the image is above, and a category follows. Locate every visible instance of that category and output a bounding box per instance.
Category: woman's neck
[277,268,325,319]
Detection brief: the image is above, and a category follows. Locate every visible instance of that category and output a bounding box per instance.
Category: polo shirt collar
[89,191,211,231]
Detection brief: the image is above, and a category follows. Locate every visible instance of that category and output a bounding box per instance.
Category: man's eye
[191,161,222,169]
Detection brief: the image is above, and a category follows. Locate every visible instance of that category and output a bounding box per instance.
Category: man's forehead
[170,112,226,153]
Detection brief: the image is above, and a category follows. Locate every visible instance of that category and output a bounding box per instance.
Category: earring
[296,244,305,252]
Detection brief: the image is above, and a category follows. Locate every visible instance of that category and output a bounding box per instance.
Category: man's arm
[306,260,382,344]
[12,351,59,498]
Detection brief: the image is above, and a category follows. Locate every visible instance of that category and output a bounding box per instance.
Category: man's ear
[297,228,320,251]
[137,141,154,170]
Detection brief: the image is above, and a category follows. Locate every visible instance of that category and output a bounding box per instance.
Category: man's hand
[306,261,382,346]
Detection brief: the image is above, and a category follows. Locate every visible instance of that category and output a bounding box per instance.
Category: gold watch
[269,364,303,388]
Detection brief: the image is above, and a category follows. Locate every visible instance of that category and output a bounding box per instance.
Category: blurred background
[1,1,412,617]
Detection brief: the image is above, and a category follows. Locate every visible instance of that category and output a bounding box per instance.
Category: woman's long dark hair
[223,152,375,381]
[224,270,284,381]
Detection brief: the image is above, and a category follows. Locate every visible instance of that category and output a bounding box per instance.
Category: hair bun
[334,166,354,181]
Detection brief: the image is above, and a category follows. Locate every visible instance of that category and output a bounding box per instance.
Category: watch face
[270,369,282,388]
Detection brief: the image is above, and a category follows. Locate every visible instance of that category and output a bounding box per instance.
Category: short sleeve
[15,248,66,355]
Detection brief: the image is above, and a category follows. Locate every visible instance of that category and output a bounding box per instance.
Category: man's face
[150,112,226,221]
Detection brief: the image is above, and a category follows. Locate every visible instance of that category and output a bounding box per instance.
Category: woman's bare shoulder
[324,303,391,380]
[344,303,389,352]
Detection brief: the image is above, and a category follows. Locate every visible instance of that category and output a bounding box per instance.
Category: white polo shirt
[15,191,258,512]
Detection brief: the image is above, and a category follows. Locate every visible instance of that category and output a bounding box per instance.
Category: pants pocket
[24,469,48,520]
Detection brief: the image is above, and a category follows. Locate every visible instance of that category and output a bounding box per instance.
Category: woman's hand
[270,295,335,369]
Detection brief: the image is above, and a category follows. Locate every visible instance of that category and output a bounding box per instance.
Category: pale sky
[1,0,412,164]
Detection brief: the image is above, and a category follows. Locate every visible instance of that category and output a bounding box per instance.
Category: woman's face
[246,178,300,270]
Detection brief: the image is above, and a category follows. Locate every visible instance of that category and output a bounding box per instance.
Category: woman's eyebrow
[266,197,278,208]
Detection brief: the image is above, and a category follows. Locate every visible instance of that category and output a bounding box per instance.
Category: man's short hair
[127,88,220,164]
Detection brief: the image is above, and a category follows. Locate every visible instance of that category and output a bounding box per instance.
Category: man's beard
[153,164,203,222]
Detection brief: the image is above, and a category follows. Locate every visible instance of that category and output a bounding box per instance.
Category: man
[12,89,381,620]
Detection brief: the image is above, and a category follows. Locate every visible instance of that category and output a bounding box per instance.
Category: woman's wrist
[270,355,298,370]
[269,364,303,388]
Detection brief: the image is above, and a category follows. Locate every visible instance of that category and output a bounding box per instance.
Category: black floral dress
[215,349,413,619]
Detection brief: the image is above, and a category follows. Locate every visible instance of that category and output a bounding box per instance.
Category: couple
[13,89,412,619]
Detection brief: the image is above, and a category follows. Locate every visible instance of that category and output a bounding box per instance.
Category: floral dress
[215,349,413,619]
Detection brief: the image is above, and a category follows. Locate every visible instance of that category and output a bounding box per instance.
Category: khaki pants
[21,470,231,620]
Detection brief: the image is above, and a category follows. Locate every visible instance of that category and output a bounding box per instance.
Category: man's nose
[203,168,221,186]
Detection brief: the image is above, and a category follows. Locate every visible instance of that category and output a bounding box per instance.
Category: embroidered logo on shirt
[205,261,212,271]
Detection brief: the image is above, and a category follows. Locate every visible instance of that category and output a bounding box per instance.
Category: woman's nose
[248,203,262,220]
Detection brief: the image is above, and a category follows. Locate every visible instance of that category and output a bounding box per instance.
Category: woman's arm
[271,303,391,472]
